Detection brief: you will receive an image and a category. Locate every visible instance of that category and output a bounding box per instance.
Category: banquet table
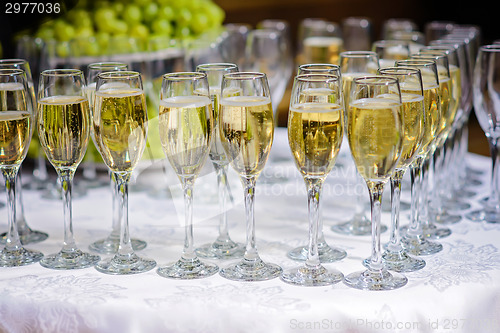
[1,128,499,333]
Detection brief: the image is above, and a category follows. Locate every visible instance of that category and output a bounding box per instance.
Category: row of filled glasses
[1,32,497,291]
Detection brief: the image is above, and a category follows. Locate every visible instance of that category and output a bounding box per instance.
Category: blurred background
[0,0,495,157]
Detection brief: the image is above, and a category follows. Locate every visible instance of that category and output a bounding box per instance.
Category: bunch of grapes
[33,0,225,54]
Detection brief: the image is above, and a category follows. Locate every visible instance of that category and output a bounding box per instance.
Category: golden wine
[348,98,402,182]
[93,88,147,173]
[159,95,212,178]
[417,82,441,155]
[38,95,90,170]
[435,76,451,143]
[303,36,344,65]
[219,96,274,177]
[397,92,424,169]
[0,111,31,166]
[342,73,375,112]
[288,102,344,177]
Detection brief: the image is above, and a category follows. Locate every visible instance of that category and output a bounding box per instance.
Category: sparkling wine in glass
[85,62,147,255]
[93,71,156,274]
[371,67,426,272]
[287,63,347,263]
[395,59,444,256]
[218,72,282,281]
[331,51,383,236]
[0,68,44,267]
[194,63,245,260]
[343,76,407,290]
[156,72,219,279]
[0,58,48,245]
[37,69,100,269]
[281,74,345,286]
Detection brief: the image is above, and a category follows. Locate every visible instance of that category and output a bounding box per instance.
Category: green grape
[54,20,75,41]
[111,20,128,35]
[129,24,150,40]
[151,19,172,36]
[143,3,159,22]
[122,4,142,23]
[191,13,209,35]
[177,8,192,26]
[158,5,174,20]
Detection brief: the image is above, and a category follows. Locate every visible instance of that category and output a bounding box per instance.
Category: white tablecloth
[1,128,499,333]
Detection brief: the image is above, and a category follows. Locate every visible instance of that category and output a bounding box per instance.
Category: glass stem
[181,177,196,260]
[58,169,77,253]
[487,136,500,210]
[305,177,323,269]
[113,172,134,257]
[15,172,30,235]
[418,155,431,228]
[408,156,424,236]
[2,167,21,251]
[110,172,120,240]
[242,176,258,262]
[388,169,404,253]
[430,145,444,214]
[214,164,230,243]
[352,173,368,227]
[368,181,385,272]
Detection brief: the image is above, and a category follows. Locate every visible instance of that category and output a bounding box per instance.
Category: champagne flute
[373,67,426,272]
[37,69,100,269]
[157,72,219,279]
[244,29,289,117]
[331,51,383,236]
[218,72,282,281]
[342,17,373,51]
[85,62,148,254]
[381,18,418,40]
[300,20,344,65]
[287,63,346,263]
[410,53,454,238]
[395,59,443,256]
[343,76,407,290]
[93,71,156,274]
[466,45,500,223]
[372,40,411,68]
[281,74,345,286]
[0,69,44,266]
[0,59,48,245]
[194,63,244,260]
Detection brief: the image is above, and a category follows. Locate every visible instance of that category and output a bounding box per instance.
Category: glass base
[401,234,443,256]
[422,223,452,239]
[0,247,44,267]
[280,264,343,286]
[195,239,245,260]
[431,210,462,225]
[443,200,471,212]
[41,249,100,270]
[157,256,218,279]
[287,241,346,263]
[466,209,500,224]
[331,218,387,236]
[0,229,48,245]
[344,269,407,290]
[219,257,282,282]
[95,253,156,275]
[89,237,147,254]
[367,250,426,272]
